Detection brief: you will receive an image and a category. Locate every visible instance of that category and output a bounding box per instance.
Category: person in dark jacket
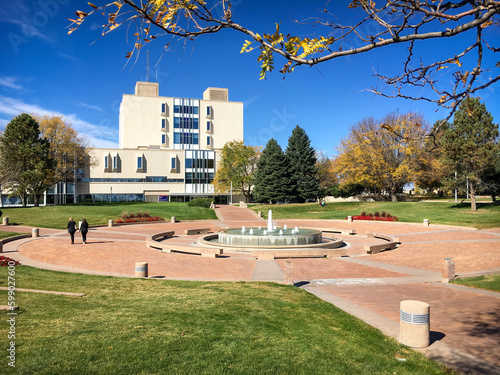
[67,217,78,244]
[80,218,89,244]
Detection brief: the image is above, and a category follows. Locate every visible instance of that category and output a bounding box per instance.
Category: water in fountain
[267,209,273,232]
[215,210,323,247]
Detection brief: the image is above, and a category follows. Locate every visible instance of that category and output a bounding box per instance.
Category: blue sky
[1,0,498,155]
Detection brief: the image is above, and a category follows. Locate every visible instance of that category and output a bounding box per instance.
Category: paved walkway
[1,207,499,374]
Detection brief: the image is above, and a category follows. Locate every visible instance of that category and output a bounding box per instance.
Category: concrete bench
[161,245,223,258]
[364,242,399,254]
[365,232,400,254]
[184,228,211,235]
[251,248,346,260]
[321,228,356,236]
[366,232,400,243]
[150,231,175,241]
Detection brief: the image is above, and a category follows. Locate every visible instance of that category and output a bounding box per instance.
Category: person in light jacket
[67,217,78,244]
[80,218,89,244]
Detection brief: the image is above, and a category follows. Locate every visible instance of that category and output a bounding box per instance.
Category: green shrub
[188,198,214,208]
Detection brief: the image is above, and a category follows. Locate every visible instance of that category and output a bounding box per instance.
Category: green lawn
[250,202,500,229]
[0,202,217,229]
[0,266,451,375]
[452,274,500,292]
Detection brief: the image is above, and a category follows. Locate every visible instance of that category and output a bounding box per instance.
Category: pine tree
[285,125,320,202]
[0,114,54,206]
[440,97,499,211]
[253,138,293,203]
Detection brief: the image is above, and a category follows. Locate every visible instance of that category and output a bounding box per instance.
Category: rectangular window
[193,106,199,114]
[174,117,180,128]
[174,104,180,113]
[162,103,166,113]
[186,159,193,168]
[193,133,199,145]
[174,133,180,144]
[193,118,199,129]
[208,159,214,169]
[113,156,117,169]
[137,156,142,169]
[171,157,176,169]
[104,155,108,169]
[207,121,211,131]
[206,106,211,116]
[162,119,166,129]
[162,134,166,144]
[207,136,211,146]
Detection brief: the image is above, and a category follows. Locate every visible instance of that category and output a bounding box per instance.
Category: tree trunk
[390,188,398,202]
[470,183,477,212]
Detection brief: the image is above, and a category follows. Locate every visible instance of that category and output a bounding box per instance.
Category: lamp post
[110,186,112,203]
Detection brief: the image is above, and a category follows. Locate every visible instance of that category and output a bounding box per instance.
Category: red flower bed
[348,212,399,222]
[0,256,20,266]
[115,216,165,224]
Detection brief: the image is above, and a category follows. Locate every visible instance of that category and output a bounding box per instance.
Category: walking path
[1,205,499,374]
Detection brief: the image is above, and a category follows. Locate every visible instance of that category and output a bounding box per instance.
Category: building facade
[76,81,244,203]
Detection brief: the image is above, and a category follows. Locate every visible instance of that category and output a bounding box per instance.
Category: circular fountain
[200,209,343,252]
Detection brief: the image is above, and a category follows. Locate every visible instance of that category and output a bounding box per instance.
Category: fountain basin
[199,228,344,252]
[217,227,322,247]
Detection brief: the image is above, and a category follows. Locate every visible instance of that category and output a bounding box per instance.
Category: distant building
[0,82,244,206]
[78,81,244,203]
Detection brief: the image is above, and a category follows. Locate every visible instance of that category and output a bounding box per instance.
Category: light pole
[230,181,233,206]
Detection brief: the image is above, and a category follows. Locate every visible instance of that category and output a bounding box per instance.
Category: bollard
[423,219,429,226]
[108,219,113,227]
[399,300,430,348]
[135,262,148,278]
[32,228,39,238]
[171,216,176,223]
[347,216,353,222]
[257,211,262,218]
[442,258,455,283]
[3,217,8,226]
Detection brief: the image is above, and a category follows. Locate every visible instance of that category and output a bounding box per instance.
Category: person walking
[80,218,89,244]
[67,217,78,244]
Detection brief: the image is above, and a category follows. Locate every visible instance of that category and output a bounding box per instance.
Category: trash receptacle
[399,300,430,348]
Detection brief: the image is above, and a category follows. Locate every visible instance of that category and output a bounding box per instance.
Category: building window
[171,157,177,169]
[104,155,108,169]
[162,119,166,129]
[206,106,211,116]
[113,156,117,169]
[162,103,166,113]
[207,136,211,146]
[162,134,166,144]
[207,121,211,131]
[137,156,142,169]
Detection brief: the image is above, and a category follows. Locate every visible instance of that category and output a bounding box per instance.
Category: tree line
[0,114,91,207]
[215,97,499,211]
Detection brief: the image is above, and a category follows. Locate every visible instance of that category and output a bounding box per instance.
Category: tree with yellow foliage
[33,115,94,191]
[333,112,432,201]
[212,140,260,202]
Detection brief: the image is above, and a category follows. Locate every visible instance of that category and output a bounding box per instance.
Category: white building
[75,81,243,204]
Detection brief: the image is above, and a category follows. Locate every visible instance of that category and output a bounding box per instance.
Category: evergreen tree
[440,97,499,211]
[285,125,320,202]
[253,138,293,203]
[0,114,54,206]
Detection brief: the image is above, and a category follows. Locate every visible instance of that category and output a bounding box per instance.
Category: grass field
[250,202,500,229]
[0,202,217,229]
[452,274,500,292]
[0,266,451,375]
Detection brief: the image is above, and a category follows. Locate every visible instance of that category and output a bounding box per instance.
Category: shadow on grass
[448,202,498,210]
